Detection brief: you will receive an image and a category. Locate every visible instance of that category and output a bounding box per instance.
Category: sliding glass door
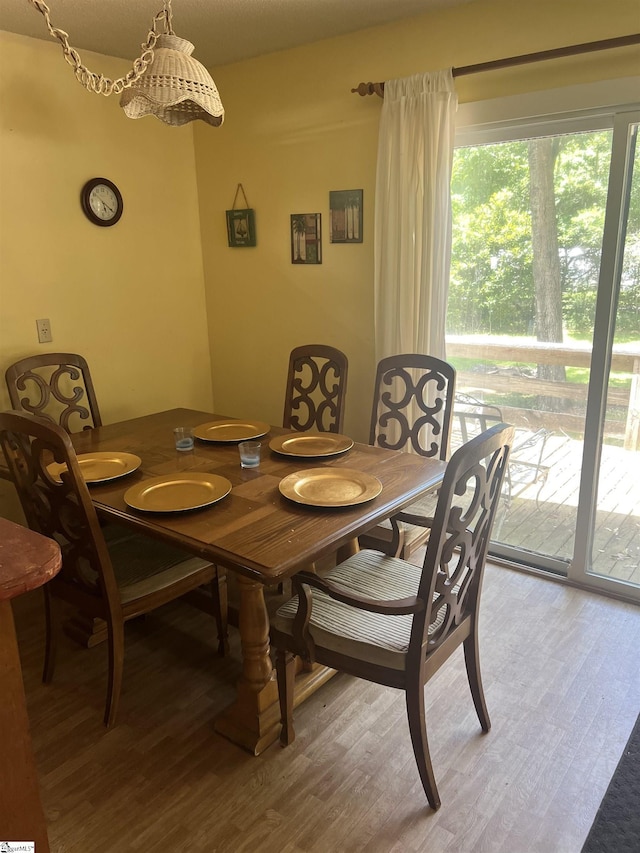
[572,113,640,596]
[445,107,640,600]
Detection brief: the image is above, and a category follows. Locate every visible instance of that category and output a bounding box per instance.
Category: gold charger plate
[193,419,270,443]
[124,472,232,513]
[47,451,142,484]
[269,432,354,458]
[279,467,382,508]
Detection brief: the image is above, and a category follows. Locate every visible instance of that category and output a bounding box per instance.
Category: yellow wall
[195,0,640,442]
[0,0,638,523]
[0,32,213,518]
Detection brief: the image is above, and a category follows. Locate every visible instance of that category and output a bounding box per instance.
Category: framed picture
[291,213,322,264]
[226,208,256,247]
[329,189,363,243]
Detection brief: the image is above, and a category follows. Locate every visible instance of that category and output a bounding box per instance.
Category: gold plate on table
[269,432,354,458]
[193,420,270,443]
[124,473,232,513]
[47,452,142,484]
[279,468,382,508]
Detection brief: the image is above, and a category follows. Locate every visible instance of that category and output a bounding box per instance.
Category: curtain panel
[374,70,457,362]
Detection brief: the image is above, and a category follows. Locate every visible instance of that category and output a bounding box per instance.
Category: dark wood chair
[5,352,102,432]
[271,423,514,809]
[282,344,349,433]
[0,410,228,728]
[359,353,456,558]
[5,353,229,647]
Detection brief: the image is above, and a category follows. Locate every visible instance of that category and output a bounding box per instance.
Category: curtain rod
[351,34,640,97]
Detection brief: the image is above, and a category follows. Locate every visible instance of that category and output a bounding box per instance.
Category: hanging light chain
[28,0,174,96]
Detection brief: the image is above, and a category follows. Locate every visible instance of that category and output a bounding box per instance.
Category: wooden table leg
[214,575,336,755]
[214,576,281,755]
[336,537,359,563]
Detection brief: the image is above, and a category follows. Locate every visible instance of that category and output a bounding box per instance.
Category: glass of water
[239,440,261,468]
[173,426,195,452]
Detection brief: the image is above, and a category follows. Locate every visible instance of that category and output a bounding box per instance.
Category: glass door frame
[570,109,640,600]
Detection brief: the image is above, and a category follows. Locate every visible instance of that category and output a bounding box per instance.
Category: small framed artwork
[291,213,322,264]
[329,189,363,243]
[226,208,256,247]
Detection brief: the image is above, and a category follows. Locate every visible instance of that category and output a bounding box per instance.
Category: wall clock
[80,177,123,227]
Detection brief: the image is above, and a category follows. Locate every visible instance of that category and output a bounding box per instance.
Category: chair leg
[534,471,549,510]
[276,649,296,746]
[463,631,491,733]
[42,587,57,684]
[406,682,440,810]
[210,570,229,656]
[104,620,124,728]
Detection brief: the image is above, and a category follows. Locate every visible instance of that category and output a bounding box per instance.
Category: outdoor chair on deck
[282,344,349,433]
[453,392,551,507]
[0,410,228,727]
[271,423,514,809]
[6,352,102,431]
[358,353,456,559]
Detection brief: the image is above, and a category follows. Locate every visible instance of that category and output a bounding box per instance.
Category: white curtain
[374,70,457,361]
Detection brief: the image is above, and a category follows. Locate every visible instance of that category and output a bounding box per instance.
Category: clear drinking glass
[173,426,195,452]
[238,440,261,468]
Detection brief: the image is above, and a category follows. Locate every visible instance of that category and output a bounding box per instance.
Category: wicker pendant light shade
[28,0,224,128]
[120,34,224,127]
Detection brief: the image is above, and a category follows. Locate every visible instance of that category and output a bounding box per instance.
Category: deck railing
[445,337,640,450]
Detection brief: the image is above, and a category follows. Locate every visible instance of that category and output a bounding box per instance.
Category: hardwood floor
[10,562,640,853]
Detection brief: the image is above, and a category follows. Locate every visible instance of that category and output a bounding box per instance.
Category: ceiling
[0,0,477,68]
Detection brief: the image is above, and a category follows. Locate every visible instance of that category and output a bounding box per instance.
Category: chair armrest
[293,571,424,617]
[393,510,435,528]
[511,428,551,460]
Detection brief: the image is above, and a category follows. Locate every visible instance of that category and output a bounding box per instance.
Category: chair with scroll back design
[0,410,229,727]
[358,353,456,559]
[271,423,514,809]
[5,352,229,649]
[282,345,349,434]
[6,352,102,432]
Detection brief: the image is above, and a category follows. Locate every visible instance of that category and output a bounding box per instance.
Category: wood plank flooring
[9,563,640,853]
[490,436,640,583]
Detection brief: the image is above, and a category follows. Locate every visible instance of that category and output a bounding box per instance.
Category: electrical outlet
[36,318,52,343]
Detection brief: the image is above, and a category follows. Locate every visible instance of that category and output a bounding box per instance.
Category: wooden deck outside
[441,336,639,587]
[490,433,640,585]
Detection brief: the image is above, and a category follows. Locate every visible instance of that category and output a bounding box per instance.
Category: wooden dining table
[63,407,446,754]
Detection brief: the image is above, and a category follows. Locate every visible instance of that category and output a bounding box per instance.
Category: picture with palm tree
[291,213,322,264]
[329,189,363,243]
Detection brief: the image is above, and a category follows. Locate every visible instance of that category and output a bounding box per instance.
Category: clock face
[81,177,123,226]
[89,184,118,221]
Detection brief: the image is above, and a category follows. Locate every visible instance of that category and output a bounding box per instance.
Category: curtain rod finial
[352,81,385,97]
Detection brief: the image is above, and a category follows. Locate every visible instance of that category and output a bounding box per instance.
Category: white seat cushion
[272,550,445,671]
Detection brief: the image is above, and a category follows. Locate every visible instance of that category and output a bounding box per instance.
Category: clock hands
[94,197,115,218]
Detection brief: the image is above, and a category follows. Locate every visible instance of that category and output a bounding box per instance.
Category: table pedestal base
[64,613,108,647]
[214,574,336,755]
[214,676,281,755]
[215,663,336,755]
